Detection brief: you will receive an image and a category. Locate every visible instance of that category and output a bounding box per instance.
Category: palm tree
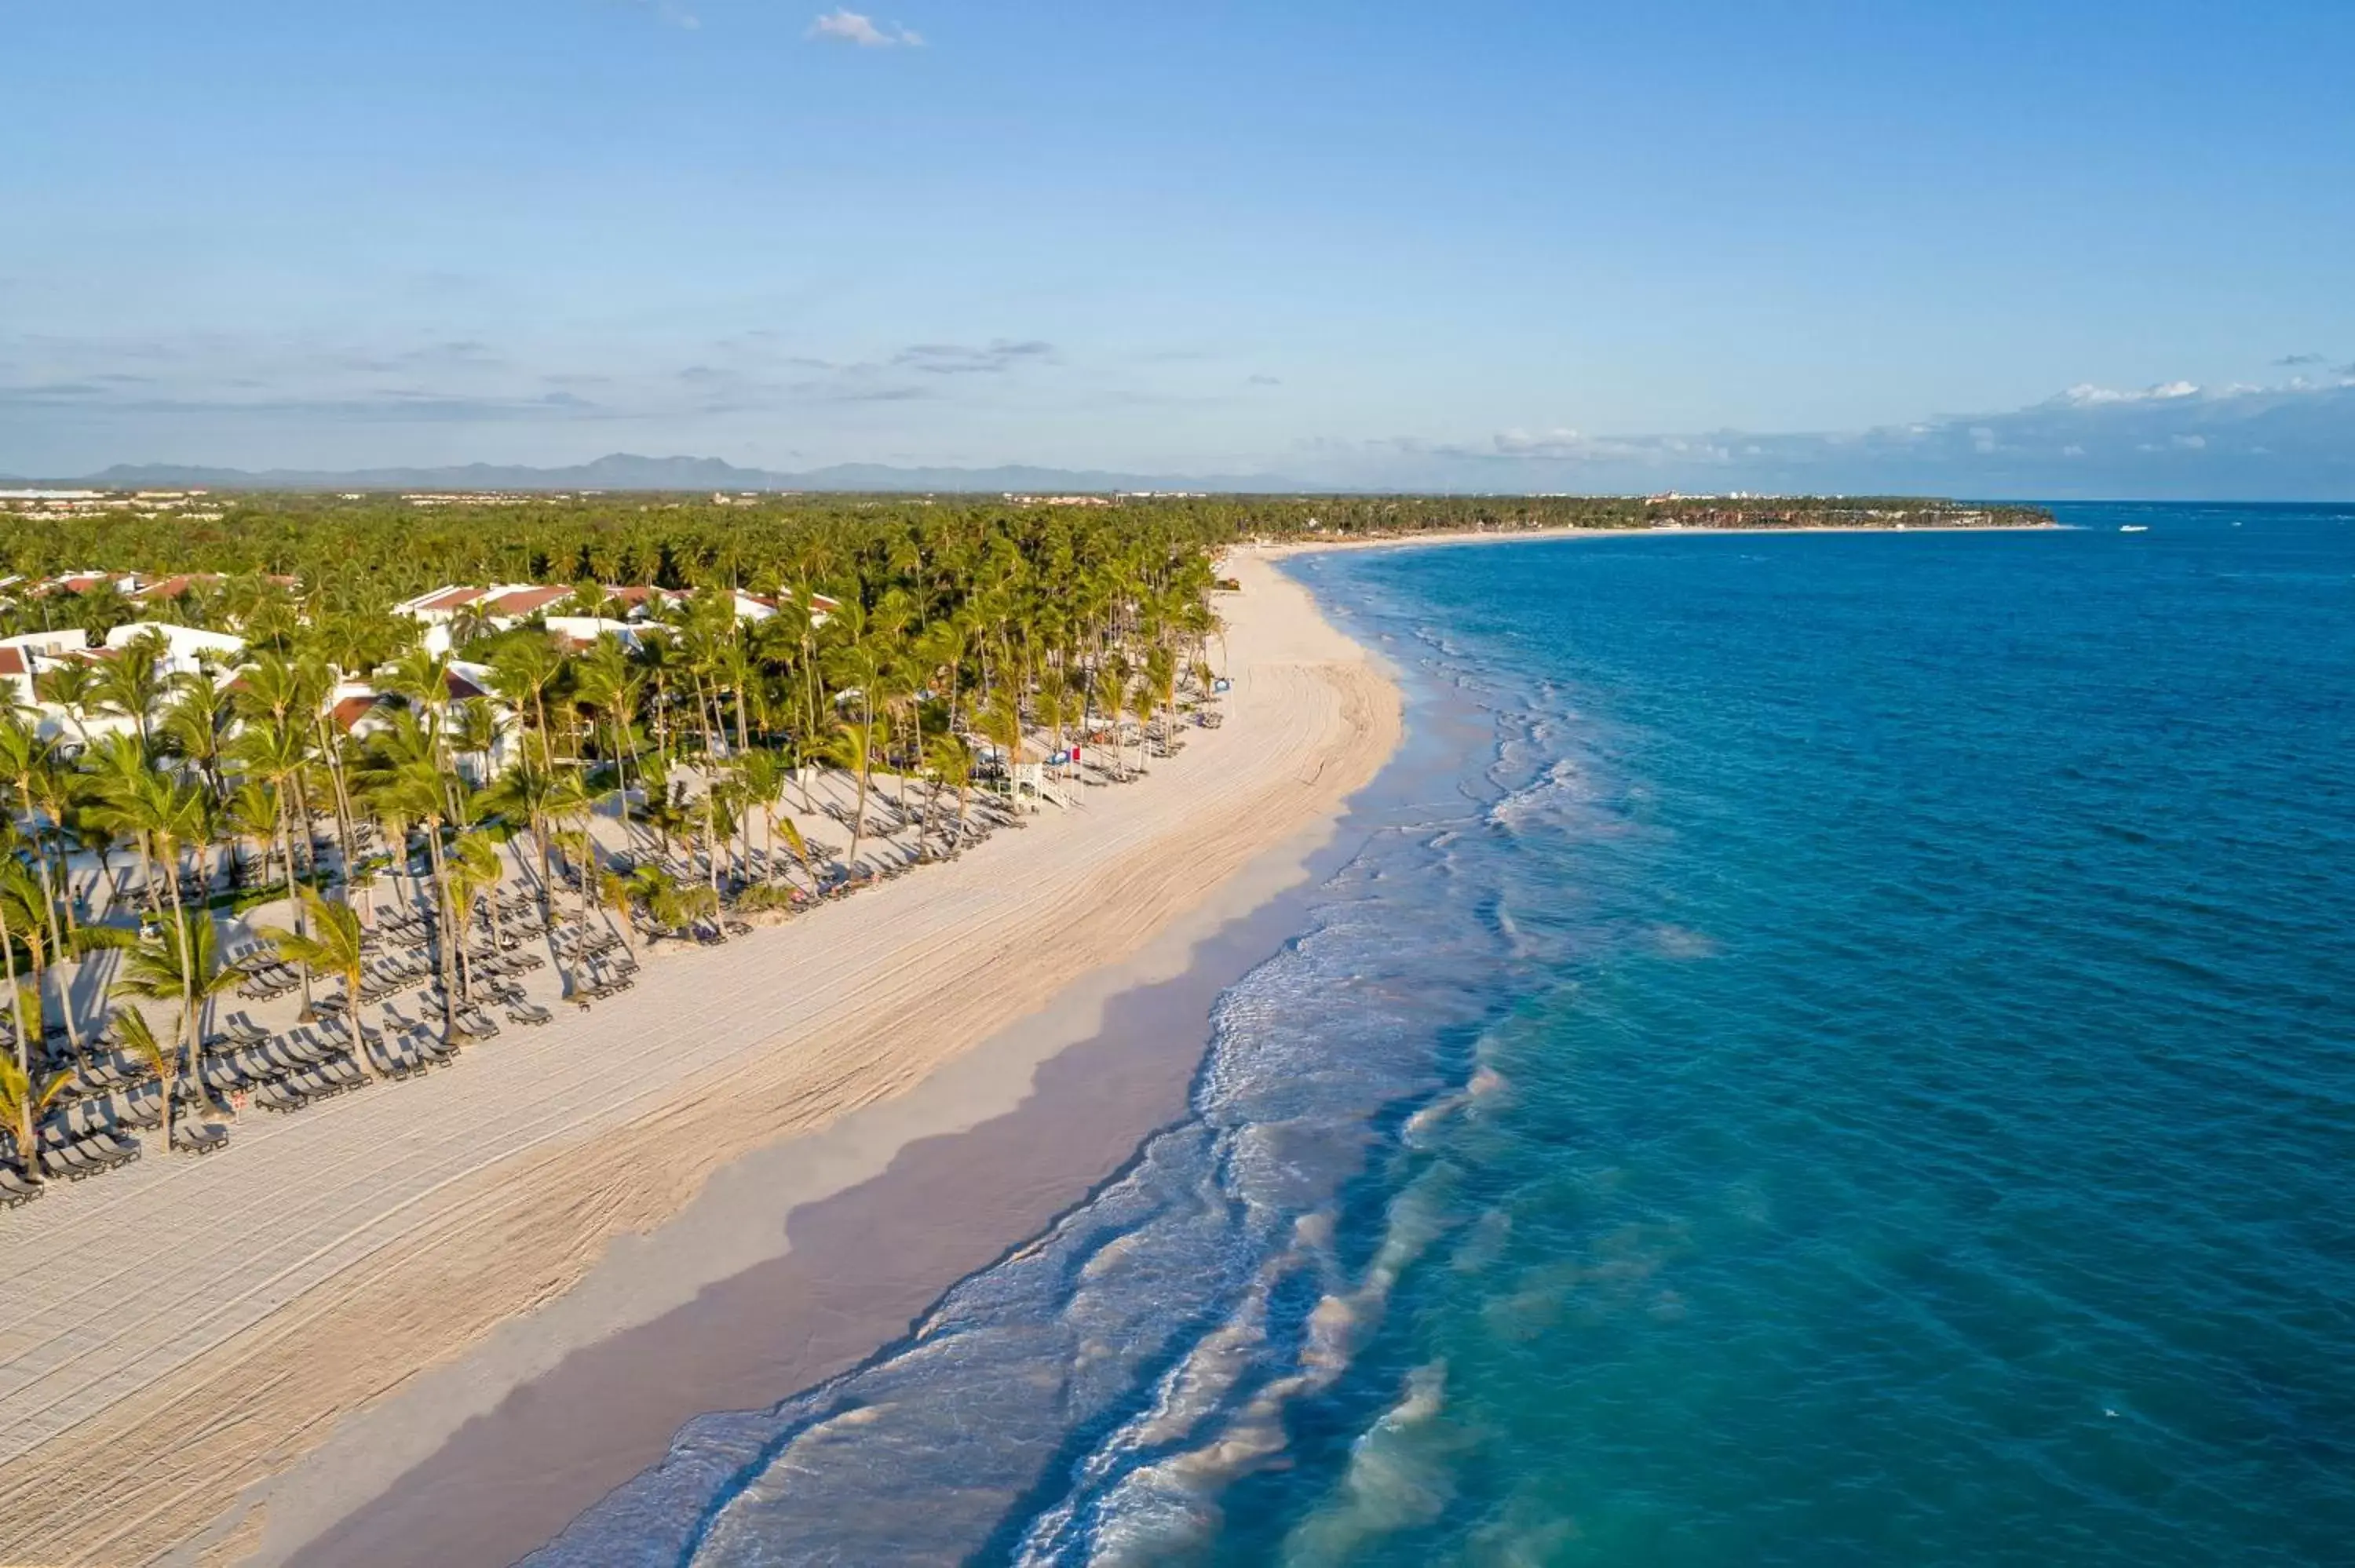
[261,888,378,1075]
[1145,643,1178,756]
[229,718,319,1013]
[824,718,876,878]
[546,770,599,911]
[380,647,457,770]
[369,756,461,1047]
[481,761,560,928]
[112,1005,181,1156]
[571,634,645,821]
[30,660,102,746]
[105,910,243,1100]
[594,867,642,955]
[1099,651,1133,780]
[0,842,34,1075]
[25,757,86,936]
[159,672,236,800]
[922,734,974,858]
[444,830,502,1006]
[487,636,564,770]
[224,779,278,890]
[0,859,70,1059]
[977,686,1023,802]
[448,696,506,787]
[0,1054,69,1184]
[0,717,71,975]
[93,628,170,750]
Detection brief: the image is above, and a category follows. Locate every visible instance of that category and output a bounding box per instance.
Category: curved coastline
[0,552,1400,1567]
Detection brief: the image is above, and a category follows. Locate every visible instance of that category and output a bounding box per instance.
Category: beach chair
[173,1120,230,1154]
[505,1001,554,1027]
[119,1083,164,1129]
[0,1164,42,1206]
[255,1079,311,1114]
[87,1131,143,1167]
[39,1143,97,1181]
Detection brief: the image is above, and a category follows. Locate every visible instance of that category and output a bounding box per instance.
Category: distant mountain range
[14,454,1323,494]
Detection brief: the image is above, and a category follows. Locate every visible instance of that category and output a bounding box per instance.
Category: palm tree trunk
[847,760,868,878]
[316,719,362,912]
[49,830,78,937]
[276,797,316,1018]
[531,814,555,929]
[346,965,380,1078]
[2,903,26,1078]
[20,786,67,987]
[423,823,457,1046]
[155,848,206,1106]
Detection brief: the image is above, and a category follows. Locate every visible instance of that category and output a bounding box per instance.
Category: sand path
[0,552,1397,1566]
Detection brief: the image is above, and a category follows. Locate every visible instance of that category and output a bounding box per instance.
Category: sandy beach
[0,551,1400,1566]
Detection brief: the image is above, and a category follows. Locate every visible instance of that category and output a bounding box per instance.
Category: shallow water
[534,503,2355,1566]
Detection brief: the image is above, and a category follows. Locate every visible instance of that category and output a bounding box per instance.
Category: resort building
[395,582,831,653]
[326,660,520,782]
[0,621,246,743]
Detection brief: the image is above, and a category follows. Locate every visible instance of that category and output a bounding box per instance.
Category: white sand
[0,552,1400,1566]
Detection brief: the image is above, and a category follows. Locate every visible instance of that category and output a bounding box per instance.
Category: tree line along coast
[0,490,2047,1199]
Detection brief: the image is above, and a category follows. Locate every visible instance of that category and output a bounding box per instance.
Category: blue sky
[5,0,2353,493]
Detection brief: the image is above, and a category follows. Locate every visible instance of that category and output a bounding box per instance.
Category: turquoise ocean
[535,502,2355,1566]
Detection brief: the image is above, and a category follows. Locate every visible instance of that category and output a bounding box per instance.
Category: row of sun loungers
[36,1130,142,1183]
[235,959,304,1001]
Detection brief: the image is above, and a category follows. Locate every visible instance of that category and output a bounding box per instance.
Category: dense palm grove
[0,498,1241,1192]
[0,490,2048,622]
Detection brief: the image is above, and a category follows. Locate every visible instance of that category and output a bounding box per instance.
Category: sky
[4,0,2353,494]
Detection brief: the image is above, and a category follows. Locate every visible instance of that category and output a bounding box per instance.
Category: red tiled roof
[329,694,382,733]
[413,585,487,612]
[446,670,488,702]
[483,585,571,618]
[0,648,27,676]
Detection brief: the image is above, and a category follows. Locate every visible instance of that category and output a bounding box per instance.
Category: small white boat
[2120,524,2149,533]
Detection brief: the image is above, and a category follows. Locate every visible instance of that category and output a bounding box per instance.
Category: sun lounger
[505,1001,554,1027]
[255,1079,312,1113]
[173,1120,230,1154]
[454,1009,500,1040]
[0,1165,42,1205]
[86,1131,143,1165]
[40,1143,98,1181]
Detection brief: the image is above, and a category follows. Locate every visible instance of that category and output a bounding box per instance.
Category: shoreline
[259,792,1361,1568]
[0,552,1402,1567]
[1256,519,2061,559]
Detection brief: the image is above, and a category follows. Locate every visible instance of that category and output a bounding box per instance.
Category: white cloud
[2058,380,2202,407]
[809,9,922,46]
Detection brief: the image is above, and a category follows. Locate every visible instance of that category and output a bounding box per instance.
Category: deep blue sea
[536,502,2355,1567]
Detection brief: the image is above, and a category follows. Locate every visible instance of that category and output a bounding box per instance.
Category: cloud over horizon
[1319,375,2355,498]
[5,319,2353,499]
